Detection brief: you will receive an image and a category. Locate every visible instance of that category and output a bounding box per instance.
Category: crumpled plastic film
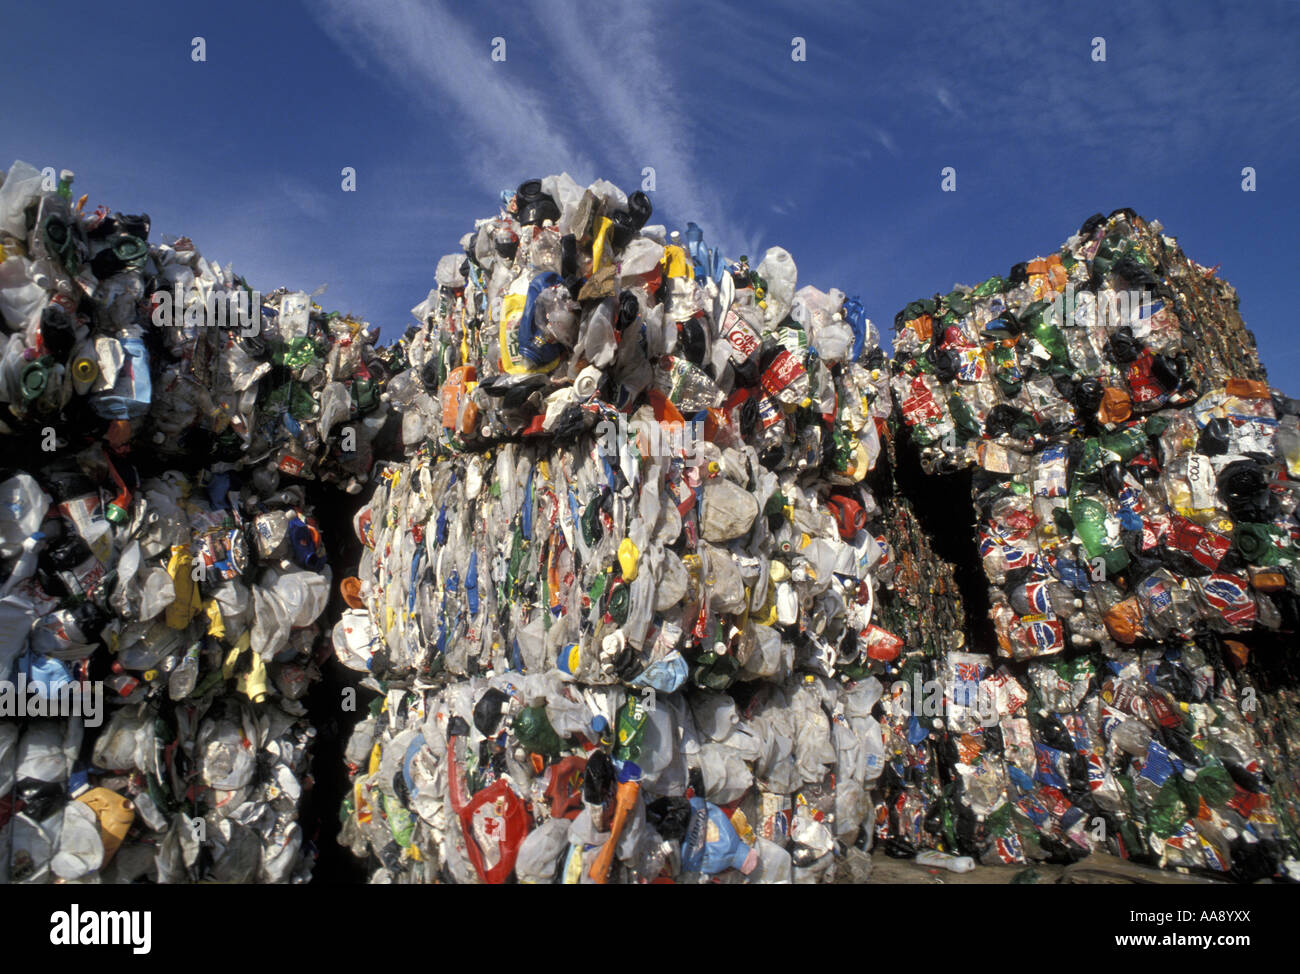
[335,174,909,883]
[0,160,385,882]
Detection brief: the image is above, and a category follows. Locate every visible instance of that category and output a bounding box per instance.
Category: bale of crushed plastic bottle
[0,159,391,882]
[885,208,1300,878]
[334,174,919,883]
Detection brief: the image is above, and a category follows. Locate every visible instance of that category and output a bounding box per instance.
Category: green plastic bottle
[1068,489,1130,575]
[613,694,650,762]
[1098,425,1146,463]
[1024,300,1071,367]
[947,394,981,443]
[970,276,1007,298]
[511,705,563,759]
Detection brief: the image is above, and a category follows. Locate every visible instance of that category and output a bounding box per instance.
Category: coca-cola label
[722,309,760,361]
[1169,515,1228,569]
[760,349,806,398]
[1126,353,1164,404]
[1193,528,1230,570]
[278,453,306,476]
[899,376,942,425]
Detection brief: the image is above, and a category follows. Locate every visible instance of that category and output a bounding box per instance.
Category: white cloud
[308,0,762,258]
[276,176,331,222]
[312,0,595,192]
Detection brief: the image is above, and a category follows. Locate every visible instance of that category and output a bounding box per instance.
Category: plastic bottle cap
[21,362,48,400]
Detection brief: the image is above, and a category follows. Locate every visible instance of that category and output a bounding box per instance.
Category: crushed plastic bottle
[333,173,912,883]
[0,159,394,883]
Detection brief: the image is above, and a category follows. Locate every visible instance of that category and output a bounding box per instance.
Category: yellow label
[498,290,560,376]
[562,845,584,884]
[205,599,226,639]
[730,808,755,845]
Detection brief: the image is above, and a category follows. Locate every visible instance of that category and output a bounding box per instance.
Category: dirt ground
[837,850,1225,884]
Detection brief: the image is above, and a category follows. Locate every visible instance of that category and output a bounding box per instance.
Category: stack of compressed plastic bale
[867,486,974,862]
[144,271,395,496]
[887,208,1300,879]
[334,174,919,883]
[0,160,383,882]
[892,209,1299,657]
[874,638,1299,879]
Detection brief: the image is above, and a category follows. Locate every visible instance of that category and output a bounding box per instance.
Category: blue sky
[4,1,1298,390]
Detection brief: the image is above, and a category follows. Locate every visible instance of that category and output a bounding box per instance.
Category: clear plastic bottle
[654,355,723,413]
[1162,454,1218,524]
[1109,715,1153,758]
[1010,579,1080,617]
[1135,569,1197,638]
[168,639,202,700]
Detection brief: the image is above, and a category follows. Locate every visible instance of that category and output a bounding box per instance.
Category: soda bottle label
[1186,453,1216,509]
[756,395,784,431]
[1138,575,1172,613]
[760,350,806,399]
[1023,580,1051,613]
[1200,574,1257,628]
[722,309,759,361]
[952,346,985,381]
[899,375,942,426]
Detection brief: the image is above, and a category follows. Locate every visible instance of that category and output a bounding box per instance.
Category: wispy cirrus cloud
[276,176,332,222]
[309,0,766,258]
[312,0,595,193]
[523,0,764,255]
